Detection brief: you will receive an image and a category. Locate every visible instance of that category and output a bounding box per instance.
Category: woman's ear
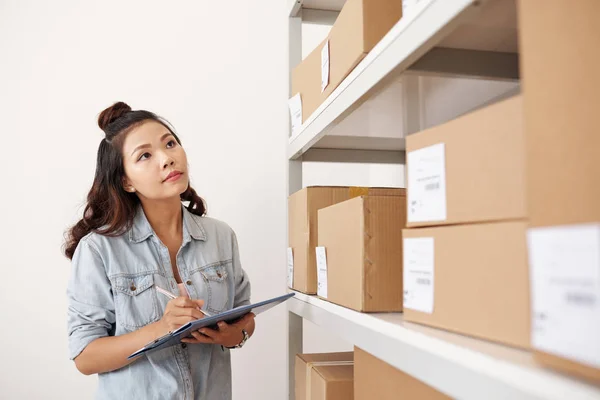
[122,178,136,193]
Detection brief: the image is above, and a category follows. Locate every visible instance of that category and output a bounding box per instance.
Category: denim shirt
[66,204,251,400]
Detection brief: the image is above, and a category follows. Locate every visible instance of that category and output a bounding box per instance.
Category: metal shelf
[287,0,519,160]
[288,291,600,400]
[288,0,347,16]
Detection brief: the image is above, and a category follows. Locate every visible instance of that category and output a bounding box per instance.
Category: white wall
[0,1,287,399]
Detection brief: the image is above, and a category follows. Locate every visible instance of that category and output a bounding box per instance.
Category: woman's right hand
[158,297,206,333]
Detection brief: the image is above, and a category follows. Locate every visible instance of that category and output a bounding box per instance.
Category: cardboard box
[354,347,449,400]
[317,195,406,312]
[292,0,402,122]
[402,221,530,349]
[518,0,600,382]
[405,95,525,228]
[310,364,354,400]
[295,352,354,400]
[289,186,405,294]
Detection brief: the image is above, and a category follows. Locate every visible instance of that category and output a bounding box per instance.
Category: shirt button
[182,343,187,349]
[186,280,192,285]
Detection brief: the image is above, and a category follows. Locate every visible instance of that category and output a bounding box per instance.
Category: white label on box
[288,93,303,137]
[316,246,328,298]
[528,224,600,368]
[287,247,294,288]
[407,143,447,223]
[403,237,435,313]
[321,41,330,93]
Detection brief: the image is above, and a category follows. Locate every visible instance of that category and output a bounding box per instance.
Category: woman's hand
[158,297,206,334]
[181,313,255,347]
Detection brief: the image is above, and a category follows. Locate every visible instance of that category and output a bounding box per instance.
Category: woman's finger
[217,321,229,332]
[173,307,205,320]
[190,331,214,343]
[181,337,201,344]
[198,327,220,341]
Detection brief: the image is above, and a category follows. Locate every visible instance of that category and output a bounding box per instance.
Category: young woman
[64,102,254,399]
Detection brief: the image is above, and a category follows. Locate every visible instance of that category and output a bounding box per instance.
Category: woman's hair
[63,102,206,260]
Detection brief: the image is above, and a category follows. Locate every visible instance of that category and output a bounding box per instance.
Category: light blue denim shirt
[66,204,251,400]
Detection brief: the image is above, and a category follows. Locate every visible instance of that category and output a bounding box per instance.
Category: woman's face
[121,120,189,201]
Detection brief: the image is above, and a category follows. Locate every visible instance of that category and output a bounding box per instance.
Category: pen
[156,286,212,317]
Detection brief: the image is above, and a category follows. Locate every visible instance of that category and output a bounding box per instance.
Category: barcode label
[528,224,600,368]
[407,143,447,223]
[287,248,294,288]
[565,293,596,307]
[424,182,440,191]
[403,237,435,313]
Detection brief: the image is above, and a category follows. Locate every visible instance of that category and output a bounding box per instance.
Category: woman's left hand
[181,313,255,347]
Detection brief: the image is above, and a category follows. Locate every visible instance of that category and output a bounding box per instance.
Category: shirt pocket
[112,272,160,331]
[199,263,230,314]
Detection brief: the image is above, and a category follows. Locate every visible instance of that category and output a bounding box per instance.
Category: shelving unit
[285,0,600,399]
[287,291,600,400]
[288,0,519,160]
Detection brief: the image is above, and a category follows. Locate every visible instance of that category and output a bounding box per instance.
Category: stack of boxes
[402,95,530,349]
[295,349,449,400]
[518,0,600,382]
[289,0,600,395]
[290,0,403,129]
[295,352,354,400]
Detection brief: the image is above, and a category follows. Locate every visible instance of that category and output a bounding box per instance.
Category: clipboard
[128,292,295,359]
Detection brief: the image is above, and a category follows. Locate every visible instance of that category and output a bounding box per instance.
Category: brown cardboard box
[317,195,406,312]
[405,95,525,228]
[292,0,402,122]
[402,221,530,349]
[354,347,449,400]
[295,352,354,400]
[289,186,405,294]
[518,0,600,382]
[311,364,354,400]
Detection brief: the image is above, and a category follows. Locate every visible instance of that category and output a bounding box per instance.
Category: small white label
[528,224,600,368]
[288,94,303,136]
[321,41,330,93]
[407,143,447,223]
[316,246,328,298]
[403,237,435,313]
[287,247,294,288]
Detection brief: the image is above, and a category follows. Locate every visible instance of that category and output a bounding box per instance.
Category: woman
[64,102,254,400]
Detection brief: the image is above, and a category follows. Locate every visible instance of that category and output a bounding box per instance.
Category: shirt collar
[128,203,207,243]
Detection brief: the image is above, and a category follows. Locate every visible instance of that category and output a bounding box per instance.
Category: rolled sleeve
[66,238,115,360]
[231,230,251,308]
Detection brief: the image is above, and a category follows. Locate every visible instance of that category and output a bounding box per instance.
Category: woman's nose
[163,158,174,169]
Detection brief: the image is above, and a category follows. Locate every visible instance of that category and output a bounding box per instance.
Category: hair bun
[98,102,132,131]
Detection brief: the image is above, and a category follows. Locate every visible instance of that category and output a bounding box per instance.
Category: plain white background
[0,1,519,398]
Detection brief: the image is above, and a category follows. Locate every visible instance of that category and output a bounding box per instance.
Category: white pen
[156,286,212,317]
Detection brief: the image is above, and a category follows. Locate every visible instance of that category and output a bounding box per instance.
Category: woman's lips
[164,172,183,182]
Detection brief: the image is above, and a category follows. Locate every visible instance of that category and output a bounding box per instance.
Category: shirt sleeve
[66,238,116,360]
[231,230,251,308]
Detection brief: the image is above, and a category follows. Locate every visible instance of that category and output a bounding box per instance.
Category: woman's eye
[138,152,151,161]
[166,140,176,149]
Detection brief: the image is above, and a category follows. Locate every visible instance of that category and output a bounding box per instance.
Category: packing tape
[349,187,369,198]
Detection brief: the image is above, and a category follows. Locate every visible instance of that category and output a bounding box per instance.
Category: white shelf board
[288,291,600,400]
[287,0,517,160]
[288,0,346,16]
